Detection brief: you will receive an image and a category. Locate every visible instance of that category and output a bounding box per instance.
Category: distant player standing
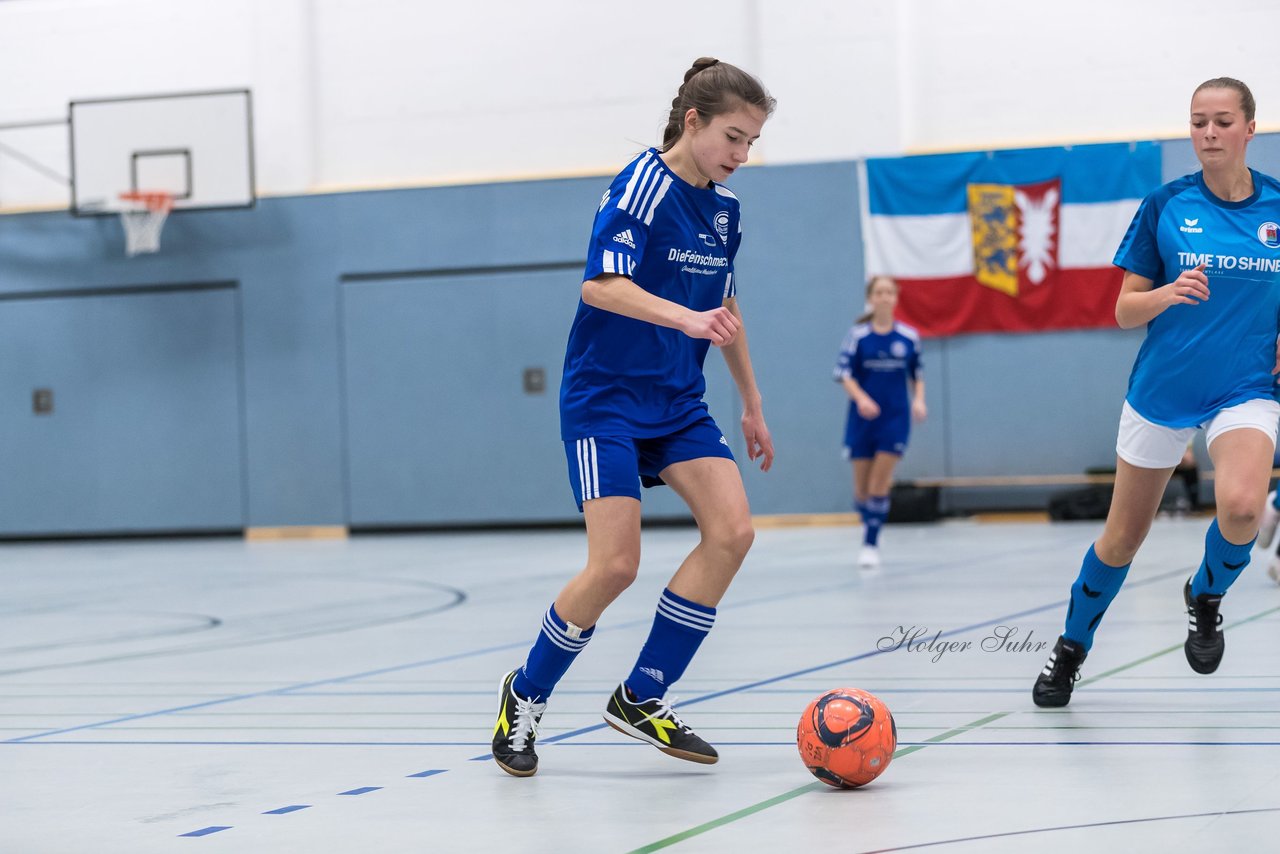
[1034,78,1280,707]
[492,58,776,776]
[834,276,926,568]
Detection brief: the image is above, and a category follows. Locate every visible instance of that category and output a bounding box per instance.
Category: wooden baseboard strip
[245,526,349,541]
[752,512,859,529]
[971,511,1051,524]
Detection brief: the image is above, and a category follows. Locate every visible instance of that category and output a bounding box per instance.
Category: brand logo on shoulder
[1180,217,1203,234]
[613,229,636,249]
[1258,221,1280,248]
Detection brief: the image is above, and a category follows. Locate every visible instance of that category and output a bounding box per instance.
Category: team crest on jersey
[1258,221,1280,248]
[890,340,907,358]
[967,178,1060,297]
[714,210,731,243]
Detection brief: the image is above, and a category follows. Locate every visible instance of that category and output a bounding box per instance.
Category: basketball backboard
[69,88,254,215]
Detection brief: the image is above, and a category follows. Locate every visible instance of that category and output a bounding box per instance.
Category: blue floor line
[178,826,232,837]
[14,738,1280,749]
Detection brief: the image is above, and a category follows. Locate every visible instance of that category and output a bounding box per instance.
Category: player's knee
[591,555,640,594]
[1215,492,1260,532]
[709,518,755,561]
[1098,531,1143,566]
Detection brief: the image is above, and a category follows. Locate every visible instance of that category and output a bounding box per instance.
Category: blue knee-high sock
[1191,518,1254,598]
[1063,544,1130,651]
[863,495,890,546]
[625,589,715,700]
[512,603,594,702]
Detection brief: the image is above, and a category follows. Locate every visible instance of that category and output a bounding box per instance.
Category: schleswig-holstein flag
[860,142,1162,337]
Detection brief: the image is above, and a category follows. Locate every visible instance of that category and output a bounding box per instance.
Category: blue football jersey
[560,149,741,440]
[833,321,922,415]
[1116,169,1280,427]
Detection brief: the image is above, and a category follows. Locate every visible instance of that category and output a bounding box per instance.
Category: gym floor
[3,516,1278,852]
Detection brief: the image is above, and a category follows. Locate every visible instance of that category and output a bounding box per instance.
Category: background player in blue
[1034,78,1280,707]
[491,58,777,776]
[834,276,926,569]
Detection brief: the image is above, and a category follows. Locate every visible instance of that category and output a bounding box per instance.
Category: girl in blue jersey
[492,58,776,776]
[1034,78,1280,707]
[834,276,926,568]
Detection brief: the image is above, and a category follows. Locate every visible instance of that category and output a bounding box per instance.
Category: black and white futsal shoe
[603,684,718,764]
[1032,635,1087,708]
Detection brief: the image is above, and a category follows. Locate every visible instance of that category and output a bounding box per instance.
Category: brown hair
[855,276,898,325]
[1194,77,1256,122]
[661,57,776,153]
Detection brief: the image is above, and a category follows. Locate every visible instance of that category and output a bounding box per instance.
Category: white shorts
[1116,398,1280,469]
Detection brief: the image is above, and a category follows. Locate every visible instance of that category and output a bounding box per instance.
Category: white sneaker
[857,545,881,569]
[1268,555,1280,586]
[1259,491,1280,548]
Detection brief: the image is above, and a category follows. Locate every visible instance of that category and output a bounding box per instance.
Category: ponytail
[661,57,775,152]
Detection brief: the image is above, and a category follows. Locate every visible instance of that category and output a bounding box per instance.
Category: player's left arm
[908,346,926,422]
[910,377,927,423]
[719,296,774,472]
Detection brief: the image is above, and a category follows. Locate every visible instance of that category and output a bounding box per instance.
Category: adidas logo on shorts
[613,229,636,249]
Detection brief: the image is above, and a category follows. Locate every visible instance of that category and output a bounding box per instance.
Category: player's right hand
[1165,263,1210,307]
[682,307,740,346]
[856,397,881,420]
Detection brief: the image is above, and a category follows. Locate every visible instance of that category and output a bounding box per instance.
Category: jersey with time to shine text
[1116,169,1280,428]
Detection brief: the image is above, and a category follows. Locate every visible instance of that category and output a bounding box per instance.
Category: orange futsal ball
[796,687,897,788]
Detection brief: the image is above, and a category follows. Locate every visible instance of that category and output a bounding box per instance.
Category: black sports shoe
[602,684,718,764]
[1184,579,1224,674]
[1032,635,1087,707]
[492,670,546,777]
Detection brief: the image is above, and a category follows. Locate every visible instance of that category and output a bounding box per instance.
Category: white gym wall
[0,0,1276,210]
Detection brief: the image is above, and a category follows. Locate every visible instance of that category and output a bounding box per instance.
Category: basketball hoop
[117,191,174,256]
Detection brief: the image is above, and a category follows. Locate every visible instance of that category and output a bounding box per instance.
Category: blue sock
[1191,518,1254,597]
[1063,544,1129,651]
[1271,489,1280,511]
[625,589,715,700]
[512,603,594,701]
[863,495,890,546]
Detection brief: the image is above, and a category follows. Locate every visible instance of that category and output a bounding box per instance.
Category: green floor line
[627,603,1280,853]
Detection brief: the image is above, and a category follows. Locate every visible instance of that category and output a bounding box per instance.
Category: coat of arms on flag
[861,143,1162,337]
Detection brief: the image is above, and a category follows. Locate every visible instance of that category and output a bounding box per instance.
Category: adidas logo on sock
[640,666,665,684]
[613,229,636,249]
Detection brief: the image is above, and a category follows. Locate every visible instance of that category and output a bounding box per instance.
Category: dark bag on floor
[886,484,941,523]
[1047,485,1113,521]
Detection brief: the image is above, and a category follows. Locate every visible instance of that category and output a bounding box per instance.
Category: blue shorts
[844,409,909,459]
[564,414,735,511]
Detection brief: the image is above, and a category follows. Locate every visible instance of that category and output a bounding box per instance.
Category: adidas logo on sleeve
[613,229,636,249]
